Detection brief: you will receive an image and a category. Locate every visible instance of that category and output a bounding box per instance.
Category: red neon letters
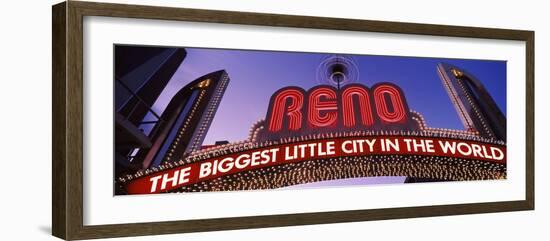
[373,85,407,124]
[342,85,374,127]
[267,83,409,132]
[308,87,338,128]
[268,89,304,131]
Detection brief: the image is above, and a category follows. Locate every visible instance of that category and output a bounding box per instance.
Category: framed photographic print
[52,1,534,240]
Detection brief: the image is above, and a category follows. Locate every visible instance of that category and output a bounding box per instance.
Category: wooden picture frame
[52,1,534,240]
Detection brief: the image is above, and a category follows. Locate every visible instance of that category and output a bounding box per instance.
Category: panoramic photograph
[113,45,507,195]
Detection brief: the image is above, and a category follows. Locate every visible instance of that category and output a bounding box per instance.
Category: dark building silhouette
[437,63,506,141]
[130,70,230,169]
[115,46,187,125]
[114,46,187,176]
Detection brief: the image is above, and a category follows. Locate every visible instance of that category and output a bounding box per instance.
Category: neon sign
[266,83,412,133]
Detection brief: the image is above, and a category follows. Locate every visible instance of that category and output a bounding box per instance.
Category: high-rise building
[437,63,506,141]
[115,46,187,125]
[114,46,187,176]
[130,70,230,169]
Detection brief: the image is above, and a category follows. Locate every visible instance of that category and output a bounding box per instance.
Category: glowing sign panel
[266,83,412,132]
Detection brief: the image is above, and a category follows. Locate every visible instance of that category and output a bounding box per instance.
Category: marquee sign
[125,135,505,194]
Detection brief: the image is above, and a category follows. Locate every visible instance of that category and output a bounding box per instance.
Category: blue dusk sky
[149,47,507,145]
